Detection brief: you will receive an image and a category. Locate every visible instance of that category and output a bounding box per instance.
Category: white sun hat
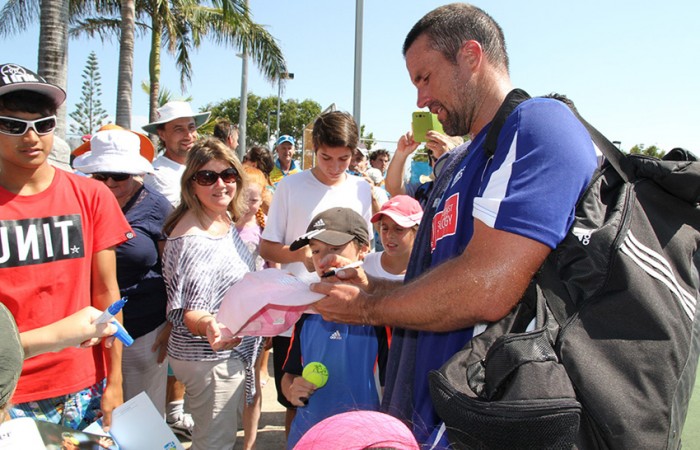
[141,101,211,134]
[72,129,154,175]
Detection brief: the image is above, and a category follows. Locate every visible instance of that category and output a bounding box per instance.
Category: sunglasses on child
[0,115,58,136]
[192,167,240,186]
[92,173,132,182]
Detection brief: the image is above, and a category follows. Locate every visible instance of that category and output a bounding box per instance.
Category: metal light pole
[276,72,294,140]
[353,0,364,128]
[237,49,249,160]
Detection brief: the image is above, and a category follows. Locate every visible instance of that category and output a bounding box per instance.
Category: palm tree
[72,0,287,126]
[2,0,286,135]
[116,0,135,128]
[37,0,70,138]
[0,0,118,137]
[0,0,70,137]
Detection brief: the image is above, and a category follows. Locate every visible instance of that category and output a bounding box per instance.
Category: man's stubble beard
[441,68,474,137]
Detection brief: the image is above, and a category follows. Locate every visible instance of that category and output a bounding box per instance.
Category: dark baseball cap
[0,63,66,106]
[0,303,24,408]
[290,207,370,251]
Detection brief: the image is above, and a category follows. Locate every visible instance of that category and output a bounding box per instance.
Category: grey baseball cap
[290,207,370,251]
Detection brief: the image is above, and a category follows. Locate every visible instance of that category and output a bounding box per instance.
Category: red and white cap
[371,195,423,228]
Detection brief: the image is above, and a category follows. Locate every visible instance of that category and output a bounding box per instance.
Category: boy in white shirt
[259,110,372,438]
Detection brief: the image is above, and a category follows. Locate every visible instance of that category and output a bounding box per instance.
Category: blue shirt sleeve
[473,98,597,249]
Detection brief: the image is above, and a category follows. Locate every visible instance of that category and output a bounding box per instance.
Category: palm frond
[69,18,122,41]
[141,80,192,105]
[210,0,247,19]
[69,0,120,22]
[183,6,286,83]
[0,0,40,36]
[174,29,194,90]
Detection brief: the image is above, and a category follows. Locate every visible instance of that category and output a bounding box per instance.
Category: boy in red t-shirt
[0,63,132,431]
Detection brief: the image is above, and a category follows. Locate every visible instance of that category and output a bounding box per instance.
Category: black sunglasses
[92,172,132,182]
[0,115,57,136]
[192,167,239,186]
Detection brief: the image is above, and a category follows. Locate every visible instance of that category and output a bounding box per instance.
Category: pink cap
[371,195,424,228]
[216,269,324,336]
[293,411,419,450]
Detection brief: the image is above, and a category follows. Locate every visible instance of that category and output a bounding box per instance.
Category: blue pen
[94,298,134,347]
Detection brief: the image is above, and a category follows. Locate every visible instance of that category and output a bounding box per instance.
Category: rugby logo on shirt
[0,215,85,268]
[431,193,459,251]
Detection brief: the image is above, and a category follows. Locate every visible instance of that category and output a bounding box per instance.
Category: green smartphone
[412,111,445,142]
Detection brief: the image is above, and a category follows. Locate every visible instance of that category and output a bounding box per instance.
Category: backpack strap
[573,114,631,183]
[484,89,631,184]
[484,88,531,158]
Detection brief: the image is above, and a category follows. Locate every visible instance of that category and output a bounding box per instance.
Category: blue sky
[3,0,698,153]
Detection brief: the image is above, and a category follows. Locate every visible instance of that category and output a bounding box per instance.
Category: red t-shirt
[0,168,133,403]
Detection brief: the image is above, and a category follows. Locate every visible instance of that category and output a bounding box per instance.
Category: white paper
[0,418,45,450]
[109,391,183,450]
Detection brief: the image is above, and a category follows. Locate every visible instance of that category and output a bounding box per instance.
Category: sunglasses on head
[192,167,239,186]
[92,173,131,182]
[0,115,57,136]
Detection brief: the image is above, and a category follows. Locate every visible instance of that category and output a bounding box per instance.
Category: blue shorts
[9,379,105,430]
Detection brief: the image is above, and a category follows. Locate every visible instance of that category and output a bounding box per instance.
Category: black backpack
[428,90,700,449]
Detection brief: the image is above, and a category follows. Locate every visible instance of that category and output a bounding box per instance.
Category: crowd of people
[0,59,435,448]
[2,2,671,450]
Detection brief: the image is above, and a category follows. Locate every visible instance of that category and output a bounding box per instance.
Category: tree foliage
[69,0,287,125]
[140,80,192,106]
[359,124,376,150]
[629,144,665,159]
[69,51,109,136]
[204,94,322,148]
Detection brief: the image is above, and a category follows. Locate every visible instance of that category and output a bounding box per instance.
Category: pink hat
[216,268,324,336]
[293,411,420,450]
[371,195,423,228]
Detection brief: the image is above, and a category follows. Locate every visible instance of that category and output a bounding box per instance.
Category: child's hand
[396,131,420,157]
[301,246,316,273]
[71,306,118,348]
[317,254,369,290]
[288,376,317,407]
[151,322,172,364]
[316,254,353,277]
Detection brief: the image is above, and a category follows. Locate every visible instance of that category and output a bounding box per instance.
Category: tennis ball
[302,362,329,388]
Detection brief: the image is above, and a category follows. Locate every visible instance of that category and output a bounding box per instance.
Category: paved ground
[179,355,287,449]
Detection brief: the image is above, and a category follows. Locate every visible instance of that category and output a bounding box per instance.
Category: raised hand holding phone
[412,111,445,142]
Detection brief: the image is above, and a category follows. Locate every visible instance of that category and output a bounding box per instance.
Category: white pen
[321,260,364,278]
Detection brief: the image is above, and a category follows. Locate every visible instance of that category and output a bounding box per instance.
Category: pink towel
[216,269,324,336]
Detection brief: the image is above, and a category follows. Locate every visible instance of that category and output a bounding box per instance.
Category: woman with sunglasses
[162,138,254,450]
[72,127,174,418]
